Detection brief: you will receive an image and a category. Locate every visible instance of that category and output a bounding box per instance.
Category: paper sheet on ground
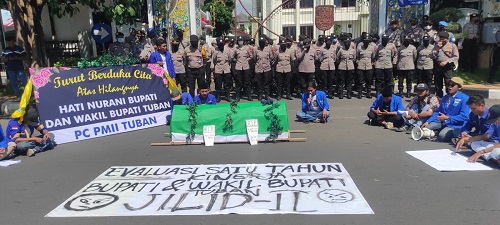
[406,149,493,171]
[0,160,21,167]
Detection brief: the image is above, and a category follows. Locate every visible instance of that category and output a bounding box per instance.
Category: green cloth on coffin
[170,102,289,143]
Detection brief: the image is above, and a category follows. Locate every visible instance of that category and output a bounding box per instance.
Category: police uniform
[232,38,253,100]
[462,13,480,72]
[253,37,275,100]
[297,39,316,94]
[356,37,376,99]
[416,37,435,90]
[314,35,326,91]
[317,36,337,98]
[211,39,232,101]
[275,39,296,100]
[374,35,397,94]
[433,31,459,98]
[185,35,205,97]
[397,37,418,97]
[171,40,188,92]
[336,37,356,99]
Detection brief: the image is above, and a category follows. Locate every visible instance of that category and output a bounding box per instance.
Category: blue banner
[397,0,428,7]
[30,64,171,144]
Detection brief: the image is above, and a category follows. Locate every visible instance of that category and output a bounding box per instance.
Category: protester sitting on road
[0,124,16,160]
[6,102,55,157]
[193,83,216,105]
[456,104,500,164]
[452,94,491,145]
[367,85,404,129]
[422,77,470,142]
[296,82,330,123]
[396,83,439,133]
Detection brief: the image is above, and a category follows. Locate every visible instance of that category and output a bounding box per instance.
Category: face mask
[191,42,198,47]
[382,39,389,46]
[344,41,351,48]
[280,44,286,51]
[423,40,430,47]
[403,42,410,47]
[363,41,370,48]
[172,45,179,52]
[259,43,266,49]
[286,43,292,48]
[333,39,338,44]
[217,43,225,51]
[424,25,431,31]
[238,41,243,45]
[318,41,324,45]
[117,38,125,43]
[325,41,332,48]
[200,40,206,45]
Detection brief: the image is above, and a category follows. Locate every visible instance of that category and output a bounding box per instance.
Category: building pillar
[295,0,300,40]
[378,0,387,36]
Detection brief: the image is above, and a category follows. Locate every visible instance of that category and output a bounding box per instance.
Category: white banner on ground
[406,149,494,171]
[46,163,373,217]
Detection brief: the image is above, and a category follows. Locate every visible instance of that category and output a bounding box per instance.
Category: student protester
[0,124,16,160]
[193,83,217,105]
[367,85,405,129]
[452,94,491,145]
[296,82,330,123]
[396,83,439,133]
[167,89,194,125]
[149,39,176,81]
[422,77,470,142]
[455,104,500,164]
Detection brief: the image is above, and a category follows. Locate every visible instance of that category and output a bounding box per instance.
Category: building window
[300,25,313,38]
[283,26,296,39]
[282,0,296,9]
[335,0,356,7]
[300,0,314,8]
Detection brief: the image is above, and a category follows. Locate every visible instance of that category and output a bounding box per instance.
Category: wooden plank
[289,130,306,133]
[151,137,307,146]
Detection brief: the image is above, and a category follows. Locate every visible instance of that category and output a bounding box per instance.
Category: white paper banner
[47,163,373,217]
[406,149,494,171]
[246,119,259,145]
[203,125,215,147]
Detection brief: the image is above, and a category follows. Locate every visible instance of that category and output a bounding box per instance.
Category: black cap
[422,35,431,41]
[25,107,40,127]
[487,104,500,124]
[325,35,333,41]
[362,33,371,41]
[249,38,255,44]
[415,83,429,91]
[198,82,209,90]
[381,34,389,39]
[318,35,325,41]
[279,38,286,45]
[438,31,449,38]
[403,35,412,40]
[331,34,337,39]
[470,13,479,18]
[303,38,311,47]
[237,36,244,41]
[287,35,294,41]
[299,34,307,41]
[190,35,199,42]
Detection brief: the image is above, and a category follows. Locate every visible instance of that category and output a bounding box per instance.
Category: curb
[461,88,500,100]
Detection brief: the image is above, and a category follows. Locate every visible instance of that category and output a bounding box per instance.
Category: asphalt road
[1,97,499,225]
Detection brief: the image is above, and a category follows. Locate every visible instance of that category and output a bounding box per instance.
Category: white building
[251,0,369,41]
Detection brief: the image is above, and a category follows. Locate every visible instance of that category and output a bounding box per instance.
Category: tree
[203,0,234,37]
[0,0,142,68]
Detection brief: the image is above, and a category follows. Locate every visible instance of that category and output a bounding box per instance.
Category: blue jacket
[194,94,217,105]
[0,124,7,148]
[427,91,470,129]
[6,118,47,143]
[461,108,489,135]
[486,123,500,142]
[149,51,176,78]
[301,90,330,112]
[172,92,193,106]
[369,94,404,113]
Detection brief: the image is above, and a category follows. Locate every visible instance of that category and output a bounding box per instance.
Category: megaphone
[411,126,435,141]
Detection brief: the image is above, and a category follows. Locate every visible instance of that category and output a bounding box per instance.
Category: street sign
[91,23,112,44]
[398,0,428,7]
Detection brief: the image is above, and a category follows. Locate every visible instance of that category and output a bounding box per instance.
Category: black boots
[398,90,403,96]
[338,86,344,99]
[366,88,372,98]
[346,90,352,99]
[357,89,363,99]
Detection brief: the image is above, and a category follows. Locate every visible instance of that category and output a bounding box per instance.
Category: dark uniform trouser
[235,69,251,98]
[205,60,212,87]
[337,70,354,95]
[315,62,324,90]
[255,71,271,98]
[417,69,433,91]
[187,67,205,97]
[291,63,299,94]
[398,70,413,92]
[435,64,453,98]
[230,63,236,91]
[463,39,478,71]
[488,47,500,83]
[298,72,315,92]
[357,70,373,93]
[276,72,291,97]
[367,111,404,127]
[215,72,231,98]
[321,70,335,96]
[176,73,188,92]
[375,68,394,91]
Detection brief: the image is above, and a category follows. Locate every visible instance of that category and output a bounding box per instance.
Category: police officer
[397,35,418,98]
[374,34,397,95]
[175,29,190,51]
[336,36,356,99]
[435,21,456,44]
[232,36,253,101]
[185,35,205,97]
[423,20,437,45]
[386,19,403,48]
[403,18,425,48]
[227,37,236,93]
[211,38,232,101]
[416,35,435,90]
[433,31,459,98]
[296,38,316,94]
[275,38,295,100]
[314,35,325,91]
[488,31,500,83]
[462,13,481,72]
[170,39,188,92]
[317,35,337,99]
[253,37,275,101]
[108,32,131,57]
[356,33,376,99]
[285,35,298,97]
